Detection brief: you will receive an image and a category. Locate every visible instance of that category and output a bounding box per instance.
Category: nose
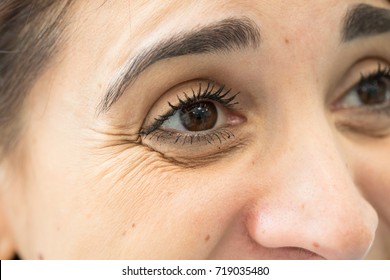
[245,116,378,259]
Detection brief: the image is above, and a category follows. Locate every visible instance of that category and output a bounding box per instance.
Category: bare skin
[0,0,390,259]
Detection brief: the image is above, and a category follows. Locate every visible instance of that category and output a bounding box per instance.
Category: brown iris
[179,101,218,131]
[358,78,387,105]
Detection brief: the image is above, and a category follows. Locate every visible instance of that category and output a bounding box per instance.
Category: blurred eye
[334,64,390,137]
[340,66,390,109]
[161,101,225,132]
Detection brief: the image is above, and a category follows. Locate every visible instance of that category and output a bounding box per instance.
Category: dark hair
[0,0,72,157]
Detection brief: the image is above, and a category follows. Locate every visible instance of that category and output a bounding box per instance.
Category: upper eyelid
[358,64,390,81]
[97,17,261,115]
[332,64,390,109]
[328,61,390,105]
[168,85,239,111]
[352,64,390,92]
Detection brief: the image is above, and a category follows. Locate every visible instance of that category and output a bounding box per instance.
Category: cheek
[108,149,255,259]
[353,145,390,225]
[49,146,249,259]
[359,169,390,225]
[354,152,390,257]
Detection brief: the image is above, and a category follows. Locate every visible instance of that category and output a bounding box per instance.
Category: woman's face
[1,0,390,259]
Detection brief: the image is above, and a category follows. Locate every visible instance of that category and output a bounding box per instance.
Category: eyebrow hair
[342,4,390,42]
[98,17,260,114]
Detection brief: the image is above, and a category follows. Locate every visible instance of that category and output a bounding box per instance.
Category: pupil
[358,79,387,105]
[179,101,218,131]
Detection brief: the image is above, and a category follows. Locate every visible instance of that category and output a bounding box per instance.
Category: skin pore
[0,0,390,259]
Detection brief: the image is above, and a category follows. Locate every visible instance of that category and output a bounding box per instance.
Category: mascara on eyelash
[359,64,390,85]
[346,63,390,116]
[139,81,240,136]
[144,128,236,145]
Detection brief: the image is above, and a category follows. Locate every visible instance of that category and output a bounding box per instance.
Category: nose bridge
[268,104,351,198]
[282,111,352,198]
[246,107,378,259]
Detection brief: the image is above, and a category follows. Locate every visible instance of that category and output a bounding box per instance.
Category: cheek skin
[76,149,247,259]
[350,140,390,225]
[347,139,390,258]
[361,166,390,226]
[94,145,261,259]
[105,147,251,259]
[21,134,252,259]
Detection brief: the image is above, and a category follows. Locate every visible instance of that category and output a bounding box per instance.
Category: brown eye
[161,100,227,132]
[340,75,390,109]
[179,102,217,131]
[357,78,388,105]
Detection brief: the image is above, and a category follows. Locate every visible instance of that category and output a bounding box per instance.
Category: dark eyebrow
[342,4,390,42]
[98,17,260,114]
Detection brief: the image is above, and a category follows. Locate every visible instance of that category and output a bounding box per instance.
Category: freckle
[56,226,60,231]
[301,203,305,209]
[284,38,290,44]
[122,230,127,236]
[132,223,136,228]
[313,242,320,248]
[38,254,44,260]
[205,235,210,242]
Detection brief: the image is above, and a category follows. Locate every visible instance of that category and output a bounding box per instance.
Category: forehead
[70,0,388,47]
[57,0,389,103]
[66,1,351,62]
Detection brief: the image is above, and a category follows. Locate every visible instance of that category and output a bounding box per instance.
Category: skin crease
[0,0,390,259]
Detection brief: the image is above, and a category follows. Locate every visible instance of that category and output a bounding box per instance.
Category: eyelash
[139,81,239,144]
[359,64,390,86]
[357,64,390,115]
[139,65,390,145]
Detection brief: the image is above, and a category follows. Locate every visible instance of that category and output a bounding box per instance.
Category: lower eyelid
[144,127,236,145]
[139,127,249,168]
[147,139,246,169]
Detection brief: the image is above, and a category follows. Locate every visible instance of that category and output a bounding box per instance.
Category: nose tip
[241,106,379,259]
[331,199,378,259]
[244,141,378,259]
[246,193,378,259]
